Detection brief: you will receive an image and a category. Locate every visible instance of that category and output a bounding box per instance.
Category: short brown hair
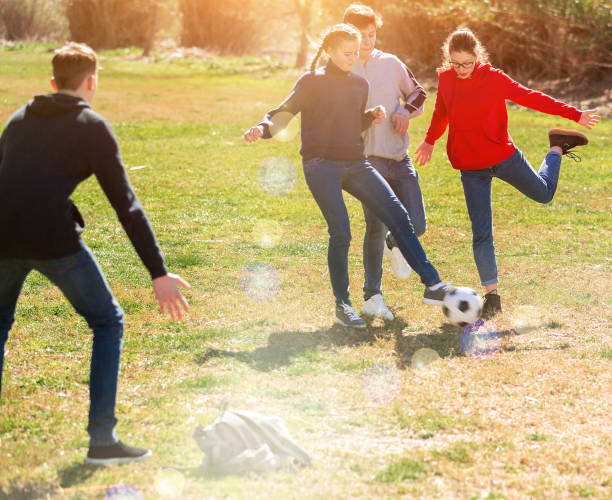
[52,42,98,91]
[343,4,382,30]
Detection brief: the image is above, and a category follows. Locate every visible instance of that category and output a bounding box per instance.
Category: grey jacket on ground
[351,49,427,161]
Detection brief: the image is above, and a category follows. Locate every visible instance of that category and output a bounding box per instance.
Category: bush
[179,0,264,54]
[320,0,611,85]
[0,0,66,41]
[66,0,158,54]
[374,0,612,83]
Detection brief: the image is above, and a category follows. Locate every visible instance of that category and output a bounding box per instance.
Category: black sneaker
[422,283,455,306]
[335,303,366,328]
[86,440,152,466]
[482,292,502,319]
[548,129,588,161]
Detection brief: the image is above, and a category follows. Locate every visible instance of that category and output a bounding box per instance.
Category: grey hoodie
[351,49,426,161]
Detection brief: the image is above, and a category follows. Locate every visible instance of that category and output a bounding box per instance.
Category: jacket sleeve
[498,70,581,122]
[361,80,376,131]
[259,73,309,138]
[88,120,167,279]
[424,76,449,145]
[395,62,427,119]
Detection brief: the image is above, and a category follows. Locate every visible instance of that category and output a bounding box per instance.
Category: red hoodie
[424,62,582,170]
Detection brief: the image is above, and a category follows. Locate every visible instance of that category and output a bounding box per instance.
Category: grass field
[0,43,610,500]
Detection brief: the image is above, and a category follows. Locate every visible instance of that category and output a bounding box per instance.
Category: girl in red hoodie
[415,28,600,318]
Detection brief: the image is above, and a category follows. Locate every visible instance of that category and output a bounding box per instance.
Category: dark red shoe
[548,129,588,161]
[482,292,502,319]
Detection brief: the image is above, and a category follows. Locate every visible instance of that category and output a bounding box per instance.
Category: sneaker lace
[565,150,582,162]
[339,304,357,319]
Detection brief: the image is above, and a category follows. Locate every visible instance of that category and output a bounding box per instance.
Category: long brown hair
[438,28,489,73]
[310,23,361,72]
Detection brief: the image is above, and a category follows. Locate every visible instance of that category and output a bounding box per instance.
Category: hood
[27,93,90,117]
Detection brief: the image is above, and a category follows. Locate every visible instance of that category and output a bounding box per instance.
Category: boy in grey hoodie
[344,4,427,321]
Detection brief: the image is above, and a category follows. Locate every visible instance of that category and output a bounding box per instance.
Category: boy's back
[0,93,165,278]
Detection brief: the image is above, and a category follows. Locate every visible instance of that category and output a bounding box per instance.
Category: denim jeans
[302,157,440,305]
[362,155,427,300]
[0,245,124,446]
[460,148,562,286]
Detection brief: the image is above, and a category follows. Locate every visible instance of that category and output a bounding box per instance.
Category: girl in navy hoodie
[244,24,455,328]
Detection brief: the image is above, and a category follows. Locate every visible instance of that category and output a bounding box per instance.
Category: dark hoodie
[0,93,166,279]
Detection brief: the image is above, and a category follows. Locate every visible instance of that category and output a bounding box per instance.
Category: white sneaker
[361,294,394,321]
[385,232,412,279]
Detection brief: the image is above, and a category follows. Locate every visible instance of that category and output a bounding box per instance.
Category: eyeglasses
[450,60,475,70]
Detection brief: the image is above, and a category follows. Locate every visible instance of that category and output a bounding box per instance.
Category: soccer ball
[442,287,483,327]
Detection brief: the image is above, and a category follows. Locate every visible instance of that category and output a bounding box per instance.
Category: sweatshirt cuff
[257,122,272,139]
[148,262,168,280]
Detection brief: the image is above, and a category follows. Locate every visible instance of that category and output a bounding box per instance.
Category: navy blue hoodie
[0,93,166,279]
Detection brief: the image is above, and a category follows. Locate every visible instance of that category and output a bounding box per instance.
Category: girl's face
[327,38,360,72]
[449,50,477,79]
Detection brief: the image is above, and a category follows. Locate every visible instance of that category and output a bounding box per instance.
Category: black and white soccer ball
[442,287,483,327]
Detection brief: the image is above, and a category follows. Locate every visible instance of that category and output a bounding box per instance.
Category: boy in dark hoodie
[0,42,190,465]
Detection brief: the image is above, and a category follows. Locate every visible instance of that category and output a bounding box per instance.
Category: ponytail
[309,23,361,72]
[310,45,325,72]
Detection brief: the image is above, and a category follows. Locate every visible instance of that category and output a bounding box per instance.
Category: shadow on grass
[196,319,518,372]
[197,323,382,371]
[0,480,60,500]
[57,461,97,488]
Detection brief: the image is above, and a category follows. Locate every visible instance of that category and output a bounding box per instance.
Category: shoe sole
[548,128,588,144]
[334,317,367,329]
[85,450,152,466]
[422,297,444,306]
[361,311,394,321]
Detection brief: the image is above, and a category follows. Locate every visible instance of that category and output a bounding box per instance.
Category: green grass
[0,44,611,499]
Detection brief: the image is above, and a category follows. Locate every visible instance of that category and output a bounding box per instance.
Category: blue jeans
[362,155,427,300]
[460,148,562,286]
[302,157,440,305]
[0,245,124,446]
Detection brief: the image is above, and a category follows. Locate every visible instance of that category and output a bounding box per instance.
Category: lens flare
[241,262,281,302]
[360,364,402,403]
[268,111,300,142]
[511,305,543,334]
[258,156,297,196]
[154,468,185,498]
[460,320,501,360]
[410,348,440,371]
[252,219,283,249]
[105,484,144,500]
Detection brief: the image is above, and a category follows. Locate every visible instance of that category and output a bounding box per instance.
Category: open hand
[391,113,410,135]
[371,105,386,125]
[243,125,263,143]
[578,109,600,130]
[152,273,190,321]
[414,141,434,166]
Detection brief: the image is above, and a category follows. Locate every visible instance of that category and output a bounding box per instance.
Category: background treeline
[0,0,610,84]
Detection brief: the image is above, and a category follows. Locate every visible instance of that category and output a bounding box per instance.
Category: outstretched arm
[244,74,308,143]
[499,70,588,124]
[89,120,189,320]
